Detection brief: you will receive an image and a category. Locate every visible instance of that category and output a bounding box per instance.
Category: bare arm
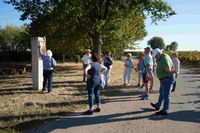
[85,64,91,75]
[101,64,107,73]
[164,67,176,74]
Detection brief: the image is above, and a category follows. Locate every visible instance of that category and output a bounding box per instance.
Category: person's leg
[163,77,174,113]
[123,68,127,85]
[136,71,142,87]
[43,70,48,91]
[104,69,109,86]
[171,75,177,92]
[94,84,101,109]
[127,68,132,85]
[87,85,94,111]
[156,81,164,108]
[107,68,112,84]
[47,70,53,92]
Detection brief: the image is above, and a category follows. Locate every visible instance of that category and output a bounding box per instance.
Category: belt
[159,76,172,81]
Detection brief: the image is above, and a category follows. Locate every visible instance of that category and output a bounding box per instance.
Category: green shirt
[156,53,173,80]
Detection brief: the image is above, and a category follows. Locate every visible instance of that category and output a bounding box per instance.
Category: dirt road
[34,68,200,133]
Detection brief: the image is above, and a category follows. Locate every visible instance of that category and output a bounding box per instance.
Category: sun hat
[152,48,162,58]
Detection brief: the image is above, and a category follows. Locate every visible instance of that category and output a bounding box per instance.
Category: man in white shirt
[82,49,92,82]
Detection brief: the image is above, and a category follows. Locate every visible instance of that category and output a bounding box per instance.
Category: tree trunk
[92,32,102,58]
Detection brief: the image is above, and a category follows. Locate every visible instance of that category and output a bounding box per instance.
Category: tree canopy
[147,36,166,49]
[5,0,175,57]
[166,41,178,51]
[0,25,30,52]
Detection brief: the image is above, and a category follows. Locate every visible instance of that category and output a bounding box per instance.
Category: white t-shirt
[82,53,92,65]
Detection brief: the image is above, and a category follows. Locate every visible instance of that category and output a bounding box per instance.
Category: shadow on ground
[33,109,200,133]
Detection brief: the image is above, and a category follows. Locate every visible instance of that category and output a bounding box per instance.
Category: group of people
[123,47,180,115]
[39,45,180,116]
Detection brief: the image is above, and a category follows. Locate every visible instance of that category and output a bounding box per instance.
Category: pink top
[172,57,180,74]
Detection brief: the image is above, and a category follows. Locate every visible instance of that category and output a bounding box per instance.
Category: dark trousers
[171,75,178,92]
[43,70,53,92]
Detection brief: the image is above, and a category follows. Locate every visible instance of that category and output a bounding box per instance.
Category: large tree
[5,0,175,57]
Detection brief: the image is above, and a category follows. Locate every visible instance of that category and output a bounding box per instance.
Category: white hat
[152,48,162,58]
[46,50,53,57]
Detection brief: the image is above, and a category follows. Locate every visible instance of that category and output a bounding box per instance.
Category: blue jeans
[156,76,174,113]
[87,84,101,111]
[43,70,53,92]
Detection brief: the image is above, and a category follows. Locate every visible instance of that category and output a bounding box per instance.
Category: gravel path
[34,68,200,133]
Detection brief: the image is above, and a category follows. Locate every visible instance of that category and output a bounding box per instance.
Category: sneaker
[41,90,45,94]
[83,110,93,115]
[171,89,175,92]
[141,95,149,100]
[135,84,140,88]
[155,110,168,116]
[94,108,101,112]
[140,84,144,88]
[151,103,160,110]
[127,84,131,86]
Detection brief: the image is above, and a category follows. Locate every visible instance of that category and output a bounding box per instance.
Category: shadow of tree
[0,87,37,96]
[32,109,200,133]
[149,110,200,123]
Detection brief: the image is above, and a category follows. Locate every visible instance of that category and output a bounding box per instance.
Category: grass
[0,61,138,133]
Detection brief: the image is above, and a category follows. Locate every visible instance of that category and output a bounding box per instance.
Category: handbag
[145,70,154,81]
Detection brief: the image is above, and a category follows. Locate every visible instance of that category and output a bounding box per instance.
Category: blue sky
[0,0,200,51]
[140,0,200,51]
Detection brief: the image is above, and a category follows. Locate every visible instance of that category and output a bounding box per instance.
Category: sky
[0,0,200,51]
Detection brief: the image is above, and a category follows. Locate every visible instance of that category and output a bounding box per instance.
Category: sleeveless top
[87,62,101,87]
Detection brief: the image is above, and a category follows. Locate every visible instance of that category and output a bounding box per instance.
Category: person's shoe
[141,95,149,100]
[48,90,51,93]
[94,108,101,112]
[151,103,159,110]
[155,110,168,116]
[127,83,131,86]
[123,83,126,86]
[83,110,93,115]
[135,84,140,88]
[140,84,144,88]
[41,90,45,94]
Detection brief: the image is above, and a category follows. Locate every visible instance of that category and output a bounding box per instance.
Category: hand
[87,74,91,79]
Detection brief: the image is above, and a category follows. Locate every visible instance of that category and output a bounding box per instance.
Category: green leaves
[4,0,175,57]
[147,36,165,49]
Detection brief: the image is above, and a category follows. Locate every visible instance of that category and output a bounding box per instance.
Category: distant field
[178,51,200,67]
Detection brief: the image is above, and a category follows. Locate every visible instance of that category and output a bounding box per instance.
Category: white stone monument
[31,37,46,90]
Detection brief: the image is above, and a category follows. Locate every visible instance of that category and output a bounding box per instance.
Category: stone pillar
[31,37,46,90]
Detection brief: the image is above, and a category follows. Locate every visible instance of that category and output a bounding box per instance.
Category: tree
[5,0,175,57]
[0,25,30,52]
[170,41,178,51]
[147,36,165,49]
[166,41,178,51]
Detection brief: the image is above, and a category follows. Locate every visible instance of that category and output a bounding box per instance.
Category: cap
[46,50,53,57]
[152,48,162,58]
[144,46,151,50]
